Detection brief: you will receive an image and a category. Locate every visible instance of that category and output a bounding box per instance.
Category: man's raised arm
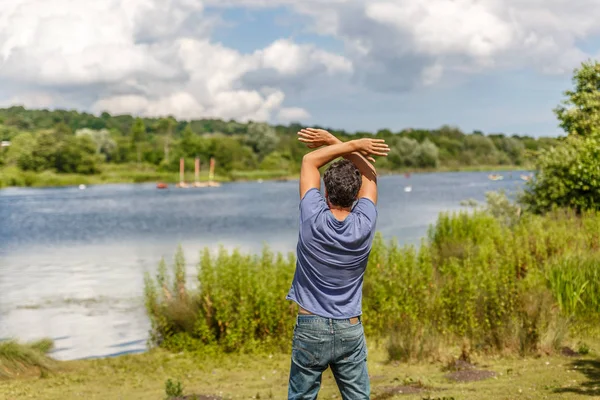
[298,128,385,204]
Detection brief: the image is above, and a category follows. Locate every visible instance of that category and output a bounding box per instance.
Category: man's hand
[297,128,339,148]
[353,138,390,159]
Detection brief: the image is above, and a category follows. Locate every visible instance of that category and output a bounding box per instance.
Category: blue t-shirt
[286,188,377,319]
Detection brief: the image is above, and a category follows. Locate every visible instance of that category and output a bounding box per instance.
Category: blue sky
[1,0,599,137]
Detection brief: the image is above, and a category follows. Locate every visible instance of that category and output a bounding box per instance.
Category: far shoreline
[0,164,532,190]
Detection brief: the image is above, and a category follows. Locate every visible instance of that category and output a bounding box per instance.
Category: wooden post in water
[208,157,221,187]
[180,158,184,184]
[209,157,215,182]
[177,158,189,188]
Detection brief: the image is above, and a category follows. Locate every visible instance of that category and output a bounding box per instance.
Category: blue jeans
[288,314,370,400]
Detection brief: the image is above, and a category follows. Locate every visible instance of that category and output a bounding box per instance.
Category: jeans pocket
[340,328,366,363]
[292,330,325,368]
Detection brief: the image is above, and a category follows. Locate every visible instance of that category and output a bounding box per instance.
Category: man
[286,128,389,399]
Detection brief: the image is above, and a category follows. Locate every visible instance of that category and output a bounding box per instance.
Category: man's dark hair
[323,159,361,208]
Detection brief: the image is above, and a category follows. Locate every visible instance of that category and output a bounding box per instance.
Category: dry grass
[0,339,56,379]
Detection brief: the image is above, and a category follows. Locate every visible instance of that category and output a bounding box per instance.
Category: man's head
[323,159,361,208]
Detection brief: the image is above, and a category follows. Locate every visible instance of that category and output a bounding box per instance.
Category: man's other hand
[297,128,338,148]
[353,138,390,159]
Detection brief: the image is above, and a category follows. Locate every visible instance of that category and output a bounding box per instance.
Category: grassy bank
[1,344,599,399]
[0,164,527,189]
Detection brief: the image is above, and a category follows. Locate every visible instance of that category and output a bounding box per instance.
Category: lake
[0,171,526,360]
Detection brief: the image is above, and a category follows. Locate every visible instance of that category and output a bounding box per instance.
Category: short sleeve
[300,188,327,222]
[352,197,377,227]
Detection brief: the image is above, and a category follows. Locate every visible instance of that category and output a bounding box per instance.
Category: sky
[1,1,600,137]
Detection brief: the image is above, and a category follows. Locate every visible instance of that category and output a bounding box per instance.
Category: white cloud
[277,107,311,122]
[207,0,600,86]
[256,39,352,76]
[2,0,600,124]
[0,0,351,121]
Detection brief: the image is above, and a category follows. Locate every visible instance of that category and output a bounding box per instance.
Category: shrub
[164,378,184,399]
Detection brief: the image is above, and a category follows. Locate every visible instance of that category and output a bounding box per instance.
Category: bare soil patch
[373,384,425,399]
[446,369,496,382]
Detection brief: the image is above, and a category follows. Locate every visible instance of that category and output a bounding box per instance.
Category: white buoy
[404,186,412,193]
[79,184,86,190]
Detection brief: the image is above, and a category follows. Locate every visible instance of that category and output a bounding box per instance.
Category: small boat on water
[404,186,412,193]
[520,174,533,181]
[488,174,504,181]
[156,182,168,189]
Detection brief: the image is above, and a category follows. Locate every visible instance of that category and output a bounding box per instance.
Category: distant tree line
[0,106,560,177]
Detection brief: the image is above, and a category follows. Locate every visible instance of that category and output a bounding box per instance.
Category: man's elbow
[302,154,315,166]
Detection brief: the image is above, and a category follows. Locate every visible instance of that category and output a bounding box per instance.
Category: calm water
[0,172,525,360]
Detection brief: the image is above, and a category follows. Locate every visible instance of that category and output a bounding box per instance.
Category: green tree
[523,60,600,212]
[157,117,176,163]
[522,134,600,212]
[555,60,600,137]
[415,139,440,168]
[496,136,525,165]
[130,118,146,164]
[260,151,292,171]
[5,132,36,170]
[31,130,60,171]
[56,135,101,174]
[211,136,254,172]
[75,128,117,161]
[245,122,278,158]
[388,137,419,168]
[462,135,500,165]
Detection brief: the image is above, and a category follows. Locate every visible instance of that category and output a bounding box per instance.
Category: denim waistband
[296,314,362,330]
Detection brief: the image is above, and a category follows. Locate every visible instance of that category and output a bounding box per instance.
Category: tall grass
[546,255,600,318]
[145,246,297,352]
[145,206,600,360]
[0,339,55,378]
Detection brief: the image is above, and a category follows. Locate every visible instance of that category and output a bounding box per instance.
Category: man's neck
[328,204,352,221]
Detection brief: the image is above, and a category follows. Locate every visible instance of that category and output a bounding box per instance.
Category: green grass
[0,339,56,379]
[0,344,599,399]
